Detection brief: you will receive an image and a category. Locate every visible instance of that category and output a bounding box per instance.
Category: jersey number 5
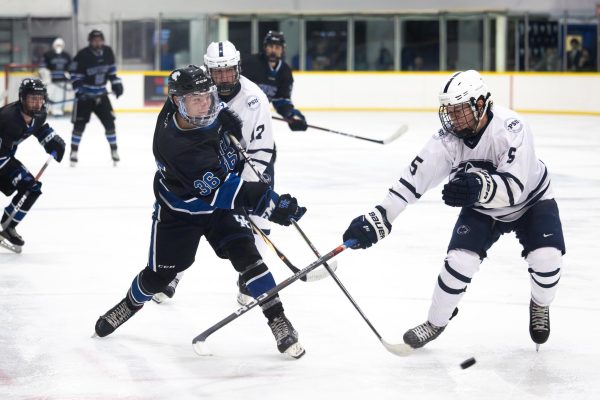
[410,156,423,175]
[507,147,517,163]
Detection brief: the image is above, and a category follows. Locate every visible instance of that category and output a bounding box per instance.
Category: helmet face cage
[439,98,482,139]
[176,86,220,128]
[204,41,241,95]
[19,78,48,118]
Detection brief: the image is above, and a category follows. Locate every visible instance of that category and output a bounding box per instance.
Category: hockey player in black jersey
[0,79,65,253]
[39,37,71,116]
[242,31,308,132]
[94,65,307,358]
[69,29,124,166]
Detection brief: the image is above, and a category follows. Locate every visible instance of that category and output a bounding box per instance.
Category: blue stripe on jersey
[389,188,408,203]
[209,173,243,209]
[272,98,291,108]
[399,178,421,199]
[497,174,514,206]
[495,171,524,191]
[107,64,117,74]
[158,181,215,214]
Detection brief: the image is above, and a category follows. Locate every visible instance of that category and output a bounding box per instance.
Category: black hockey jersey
[70,46,120,96]
[152,101,267,215]
[242,53,295,117]
[41,50,72,82]
[0,102,55,165]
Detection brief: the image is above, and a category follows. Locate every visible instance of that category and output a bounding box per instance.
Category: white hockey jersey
[380,105,553,223]
[227,76,275,183]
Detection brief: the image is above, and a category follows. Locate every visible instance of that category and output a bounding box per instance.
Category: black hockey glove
[111,81,124,98]
[343,206,392,249]
[218,106,243,142]
[442,172,489,207]
[255,189,307,226]
[285,109,307,131]
[39,127,65,162]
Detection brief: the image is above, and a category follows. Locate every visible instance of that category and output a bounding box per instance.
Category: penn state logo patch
[504,118,522,133]
[246,95,260,110]
[456,225,471,235]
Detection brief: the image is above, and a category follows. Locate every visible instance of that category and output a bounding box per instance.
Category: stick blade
[303,260,339,282]
[193,340,213,356]
[382,124,409,145]
[381,339,413,357]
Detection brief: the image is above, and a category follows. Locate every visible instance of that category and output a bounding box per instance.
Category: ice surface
[1,110,599,400]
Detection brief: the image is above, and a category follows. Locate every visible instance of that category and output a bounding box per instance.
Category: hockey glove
[285,109,307,131]
[255,189,307,226]
[218,106,243,142]
[343,206,392,249]
[442,171,494,207]
[111,80,124,98]
[39,126,65,162]
[75,89,91,102]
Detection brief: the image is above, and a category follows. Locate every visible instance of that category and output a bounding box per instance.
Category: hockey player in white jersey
[153,41,277,305]
[343,70,565,351]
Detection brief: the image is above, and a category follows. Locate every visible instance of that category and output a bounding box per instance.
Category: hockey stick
[192,239,356,354]
[242,209,337,282]
[272,116,407,145]
[227,133,340,277]
[290,219,411,356]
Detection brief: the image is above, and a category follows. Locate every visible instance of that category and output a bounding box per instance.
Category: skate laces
[412,322,442,341]
[270,317,292,341]
[530,303,549,331]
[104,302,133,329]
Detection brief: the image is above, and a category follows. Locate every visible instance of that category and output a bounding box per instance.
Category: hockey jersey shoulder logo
[246,95,260,110]
[504,118,522,134]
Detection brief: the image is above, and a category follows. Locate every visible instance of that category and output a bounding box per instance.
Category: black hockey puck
[460,357,476,369]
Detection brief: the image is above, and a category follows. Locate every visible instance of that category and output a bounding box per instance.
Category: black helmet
[167,65,220,128]
[88,29,104,42]
[18,78,47,118]
[168,65,214,97]
[263,30,286,47]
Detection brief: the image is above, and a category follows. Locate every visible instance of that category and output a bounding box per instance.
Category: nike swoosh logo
[543,233,553,238]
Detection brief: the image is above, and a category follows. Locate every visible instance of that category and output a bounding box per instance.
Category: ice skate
[94,298,141,337]
[236,278,253,306]
[152,277,180,304]
[268,312,305,359]
[403,321,446,349]
[529,299,550,351]
[0,226,24,253]
[111,148,120,166]
[70,150,78,167]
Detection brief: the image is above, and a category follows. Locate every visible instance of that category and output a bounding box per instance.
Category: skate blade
[283,342,306,359]
[236,292,253,306]
[0,239,22,253]
[536,343,540,352]
[70,161,77,168]
[113,161,119,167]
[152,293,169,304]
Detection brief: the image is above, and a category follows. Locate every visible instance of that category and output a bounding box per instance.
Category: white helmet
[438,70,492,139]
[204,41,241,95]
[53,37,65,54]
